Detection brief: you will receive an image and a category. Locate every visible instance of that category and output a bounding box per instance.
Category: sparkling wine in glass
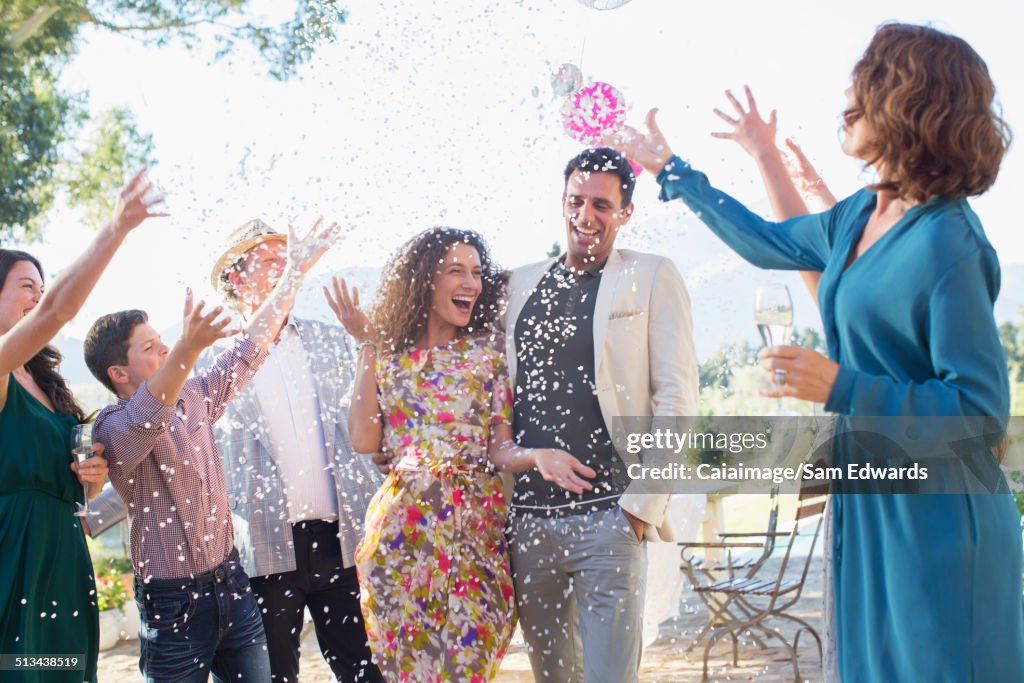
[755,285,794,414]
[71,423,99,517]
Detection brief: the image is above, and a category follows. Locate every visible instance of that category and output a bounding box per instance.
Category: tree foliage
[1,1,346,241]
[698,338,758,391]
[62,107,154,229]
[699,315,1024,395]
[0,39,69,240]
[698,326,826,392]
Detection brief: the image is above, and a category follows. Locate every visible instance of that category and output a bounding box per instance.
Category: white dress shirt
[252,322,339,523]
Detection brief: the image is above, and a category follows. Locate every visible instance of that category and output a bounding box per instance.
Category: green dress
[0,375,98,682]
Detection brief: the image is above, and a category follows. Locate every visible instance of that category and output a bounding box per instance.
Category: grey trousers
[509,506,648,683]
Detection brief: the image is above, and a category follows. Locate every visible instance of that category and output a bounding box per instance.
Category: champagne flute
[71,423,99,517]
[755,285,794,415]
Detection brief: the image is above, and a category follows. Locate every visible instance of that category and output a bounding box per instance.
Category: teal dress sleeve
[656,154,1008,420]
[657,155,833,272]
[827,246,1009,418]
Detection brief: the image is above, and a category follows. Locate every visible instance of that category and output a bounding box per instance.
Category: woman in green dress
[0,170,164,682]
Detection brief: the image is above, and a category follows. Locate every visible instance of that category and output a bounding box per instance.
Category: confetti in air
[550,63,583,98]
[560,80,627,146]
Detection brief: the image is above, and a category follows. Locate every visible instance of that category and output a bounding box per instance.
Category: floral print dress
[355,336,516,682]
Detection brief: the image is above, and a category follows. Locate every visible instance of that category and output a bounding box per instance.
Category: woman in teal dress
[0,171,163,682]
[613,23,1023,683]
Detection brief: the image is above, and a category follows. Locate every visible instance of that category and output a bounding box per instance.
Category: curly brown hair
[369,228,506,354]
[846,23,1012,202]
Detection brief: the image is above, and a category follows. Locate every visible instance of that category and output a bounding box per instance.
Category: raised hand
[179,288,237,354]
[711,86,779,161]
[241,219,339,350]
[604,108,675,176]
[324,276,376,343]
[782,138,838,208]
[534,448,597,495]
[286,218,342,276]
[142,289,239,407]
[109,168,167,234]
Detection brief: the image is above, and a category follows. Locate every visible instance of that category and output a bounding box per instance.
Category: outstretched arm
[488,423,596,495]
[324,276,383,454]
[711,86,809,221]
[711,87,834,302]
[0,170,164,406]
[244,219,341,348]
[782,137,838,211]
[608,108,832,273]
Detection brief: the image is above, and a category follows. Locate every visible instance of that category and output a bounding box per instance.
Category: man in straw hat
[88,219,383,682]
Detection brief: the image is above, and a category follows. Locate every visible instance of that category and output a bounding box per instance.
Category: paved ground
[98,556,824,682]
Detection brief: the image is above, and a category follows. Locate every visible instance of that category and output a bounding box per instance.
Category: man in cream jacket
[504,147,698,683]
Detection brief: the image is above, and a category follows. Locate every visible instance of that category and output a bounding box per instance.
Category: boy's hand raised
[144,288,237,407]
[179,288,237,355]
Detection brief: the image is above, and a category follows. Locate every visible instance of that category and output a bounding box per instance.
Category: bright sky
[16,0,1024,339]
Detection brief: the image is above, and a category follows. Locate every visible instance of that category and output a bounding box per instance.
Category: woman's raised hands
[711,86,779,160]
[324,276,376,344]
[604,108,675,176]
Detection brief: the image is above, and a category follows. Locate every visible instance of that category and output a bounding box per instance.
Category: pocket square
[609,310,644,320]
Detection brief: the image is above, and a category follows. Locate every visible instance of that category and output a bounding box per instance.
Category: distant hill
[53,332,89,387]
[50,253,1023,385]
[54,266,383,386]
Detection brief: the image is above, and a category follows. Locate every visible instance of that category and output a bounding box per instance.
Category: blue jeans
[134,549,271,683]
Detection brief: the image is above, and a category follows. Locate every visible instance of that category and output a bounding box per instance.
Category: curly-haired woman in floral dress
[324,227,595,682]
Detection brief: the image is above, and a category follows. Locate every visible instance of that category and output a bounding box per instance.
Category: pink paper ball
[561,81,626,146]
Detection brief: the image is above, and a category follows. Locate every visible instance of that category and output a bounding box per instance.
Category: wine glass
[755,285,794,415]
[71,423,99,517]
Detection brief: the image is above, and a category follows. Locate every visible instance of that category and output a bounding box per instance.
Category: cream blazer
[503,249,699,541]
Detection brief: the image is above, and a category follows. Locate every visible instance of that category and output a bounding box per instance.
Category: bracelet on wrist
[355,340,377,354]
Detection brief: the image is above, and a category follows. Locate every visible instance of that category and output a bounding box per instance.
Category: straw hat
[209,219,287,293]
